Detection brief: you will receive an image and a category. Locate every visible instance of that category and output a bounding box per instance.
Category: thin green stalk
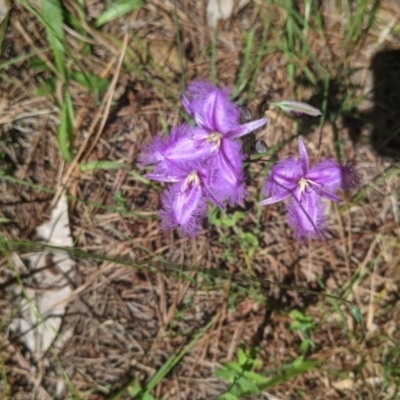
[173,0,186,90]
[143,315,217,395]
[211,31,217,84]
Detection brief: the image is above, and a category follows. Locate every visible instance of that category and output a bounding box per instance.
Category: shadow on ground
[297,49,400,161]
[369,49,400,159]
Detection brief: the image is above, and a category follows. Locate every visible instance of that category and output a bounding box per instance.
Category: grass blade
[42,0,67,80]
[58,91,75,162]
[143,316,217,395]
[109,316,217,399]
[233,28,256,98]
[80,161,128,172]
[343,0,368,52]
[173,0,185,90]
[96,0,144,27]
[260,359,321,389]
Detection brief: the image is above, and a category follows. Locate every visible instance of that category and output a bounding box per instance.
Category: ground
[1,0,400,399]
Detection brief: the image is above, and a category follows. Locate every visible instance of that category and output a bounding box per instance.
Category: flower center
[186,171,200,187]
[207,132,223,148]
[298,177,313,195]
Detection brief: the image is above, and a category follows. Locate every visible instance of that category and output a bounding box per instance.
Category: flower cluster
[139,81,267,237]
[260,137,360,240]
[140,81,360,241]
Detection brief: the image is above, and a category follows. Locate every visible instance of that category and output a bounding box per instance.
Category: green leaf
[292,355,305,369]
[259,360,321,389]
[349,304,365,332]
[270,100,322,117]
[223,361,242,373]
[72,71,110,93]
[142,395,156,400]
[237,347,248,367]
[289,309,315,328]
[219,393,238,400]
[237,377,260,394]
[36,77,57,96]
[58,91,75,162]
[80,161,128,172]
[214,368,236,383]
[96,0,144,27]
[243,371,268,384]
[42,0,67,80]
[212,211,245,227]
[29,57,51,71]
[127,382,142,396]
[299,339,313,353]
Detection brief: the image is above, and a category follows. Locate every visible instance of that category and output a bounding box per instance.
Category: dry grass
[1,0,400,399]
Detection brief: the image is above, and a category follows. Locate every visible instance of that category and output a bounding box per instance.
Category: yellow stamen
[187,171,200,185]
[298,177,313,195]
[207,132,223,147]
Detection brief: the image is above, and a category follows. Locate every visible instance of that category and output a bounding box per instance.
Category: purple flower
[181,81,267,204]
[207,138,248,205]
[181,80,267,140]
[138,124,216,171]
[160,171,208,238]
[260,137,360,240]
[139,80,269,236]
[142,138,224,237]
[144,155,223,208]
